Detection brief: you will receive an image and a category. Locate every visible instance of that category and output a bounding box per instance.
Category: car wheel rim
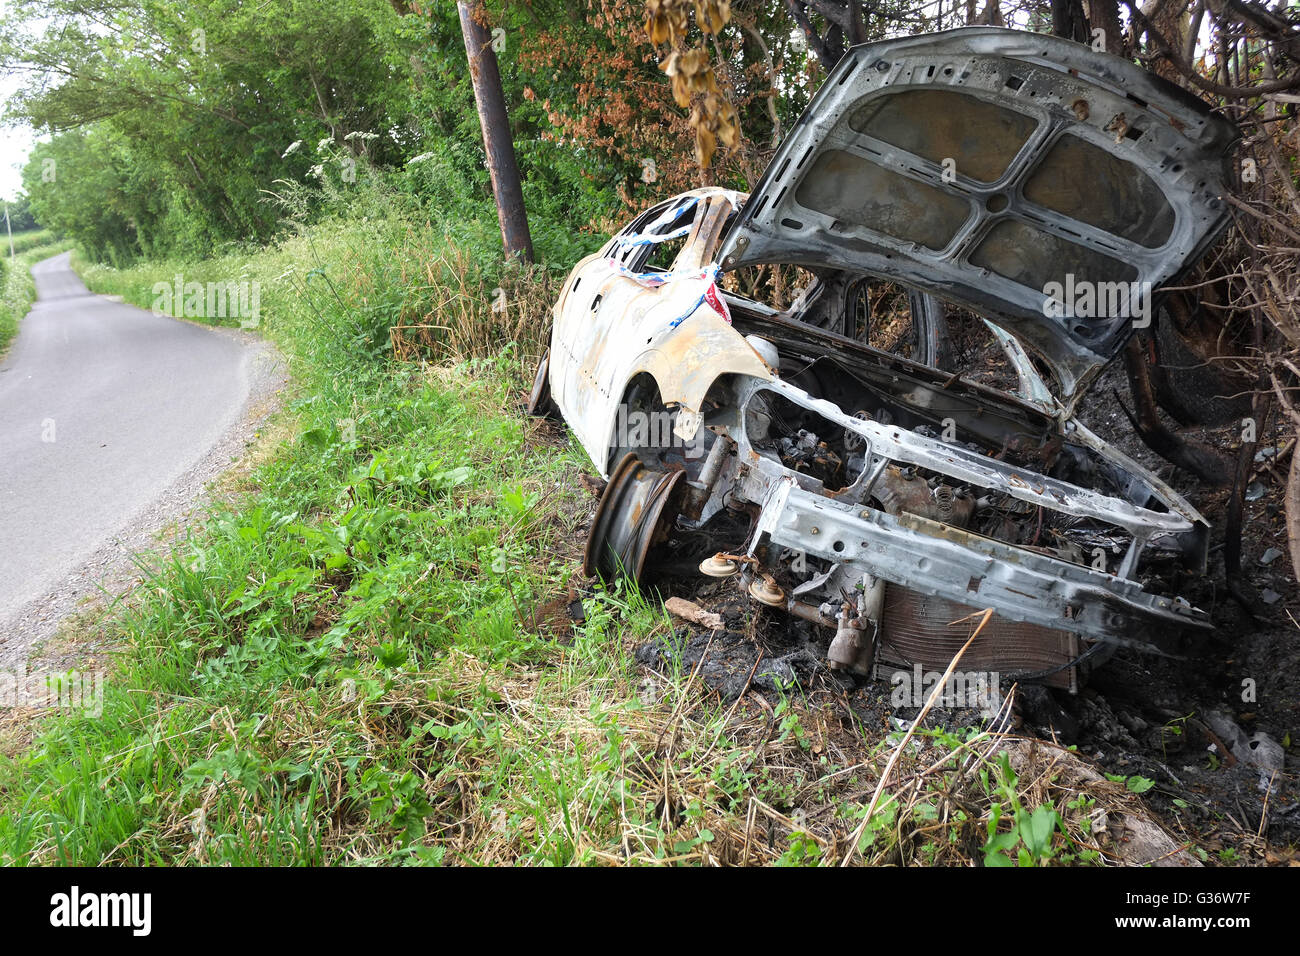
[582,452,684,583]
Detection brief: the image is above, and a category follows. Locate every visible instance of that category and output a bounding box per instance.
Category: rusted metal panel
[876,586,1079,692]
[550,190,772,476]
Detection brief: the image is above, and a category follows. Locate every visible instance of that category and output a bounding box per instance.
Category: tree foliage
[4,0,422,259]
[1,0,825,262]
[3,195,37,232]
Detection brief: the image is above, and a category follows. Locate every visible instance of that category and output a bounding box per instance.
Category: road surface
[0,252,283,665]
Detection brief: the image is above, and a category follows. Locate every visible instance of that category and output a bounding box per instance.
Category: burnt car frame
[534,27,1238,689]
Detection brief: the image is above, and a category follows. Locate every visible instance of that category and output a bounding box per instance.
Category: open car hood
[717,27,1238,403]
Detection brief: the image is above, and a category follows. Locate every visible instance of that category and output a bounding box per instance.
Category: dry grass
[140,621,1192,866]
[346,229,565,364]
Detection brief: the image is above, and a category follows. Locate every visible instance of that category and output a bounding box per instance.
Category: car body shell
[544,27,1238,679]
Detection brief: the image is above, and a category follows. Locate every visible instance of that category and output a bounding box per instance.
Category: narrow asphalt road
[0,252,282,664]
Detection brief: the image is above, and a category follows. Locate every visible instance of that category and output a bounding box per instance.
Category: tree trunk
[1087,0,1125,56]
[1120,336,1232,485]
[457,2,534,263]
[1051,0,1091,43]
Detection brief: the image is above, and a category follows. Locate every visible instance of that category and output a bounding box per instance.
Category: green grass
[0,236,75,354]
[5,229,54,257]
[1,351,609,863]
[0,203,1140,866]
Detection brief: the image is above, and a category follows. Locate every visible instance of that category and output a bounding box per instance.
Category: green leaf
[1023,804,1058,857]
[431,465,472,490]
[1126,775,1156,794]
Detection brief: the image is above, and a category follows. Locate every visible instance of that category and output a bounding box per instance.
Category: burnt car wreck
[532,27,1239,691]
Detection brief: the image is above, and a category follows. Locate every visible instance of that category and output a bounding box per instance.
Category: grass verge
[0,237,75,354]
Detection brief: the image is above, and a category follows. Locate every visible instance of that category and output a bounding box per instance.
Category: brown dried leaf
[645,13,670,45]
[695,0,730,34]
[695,122,716,168]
